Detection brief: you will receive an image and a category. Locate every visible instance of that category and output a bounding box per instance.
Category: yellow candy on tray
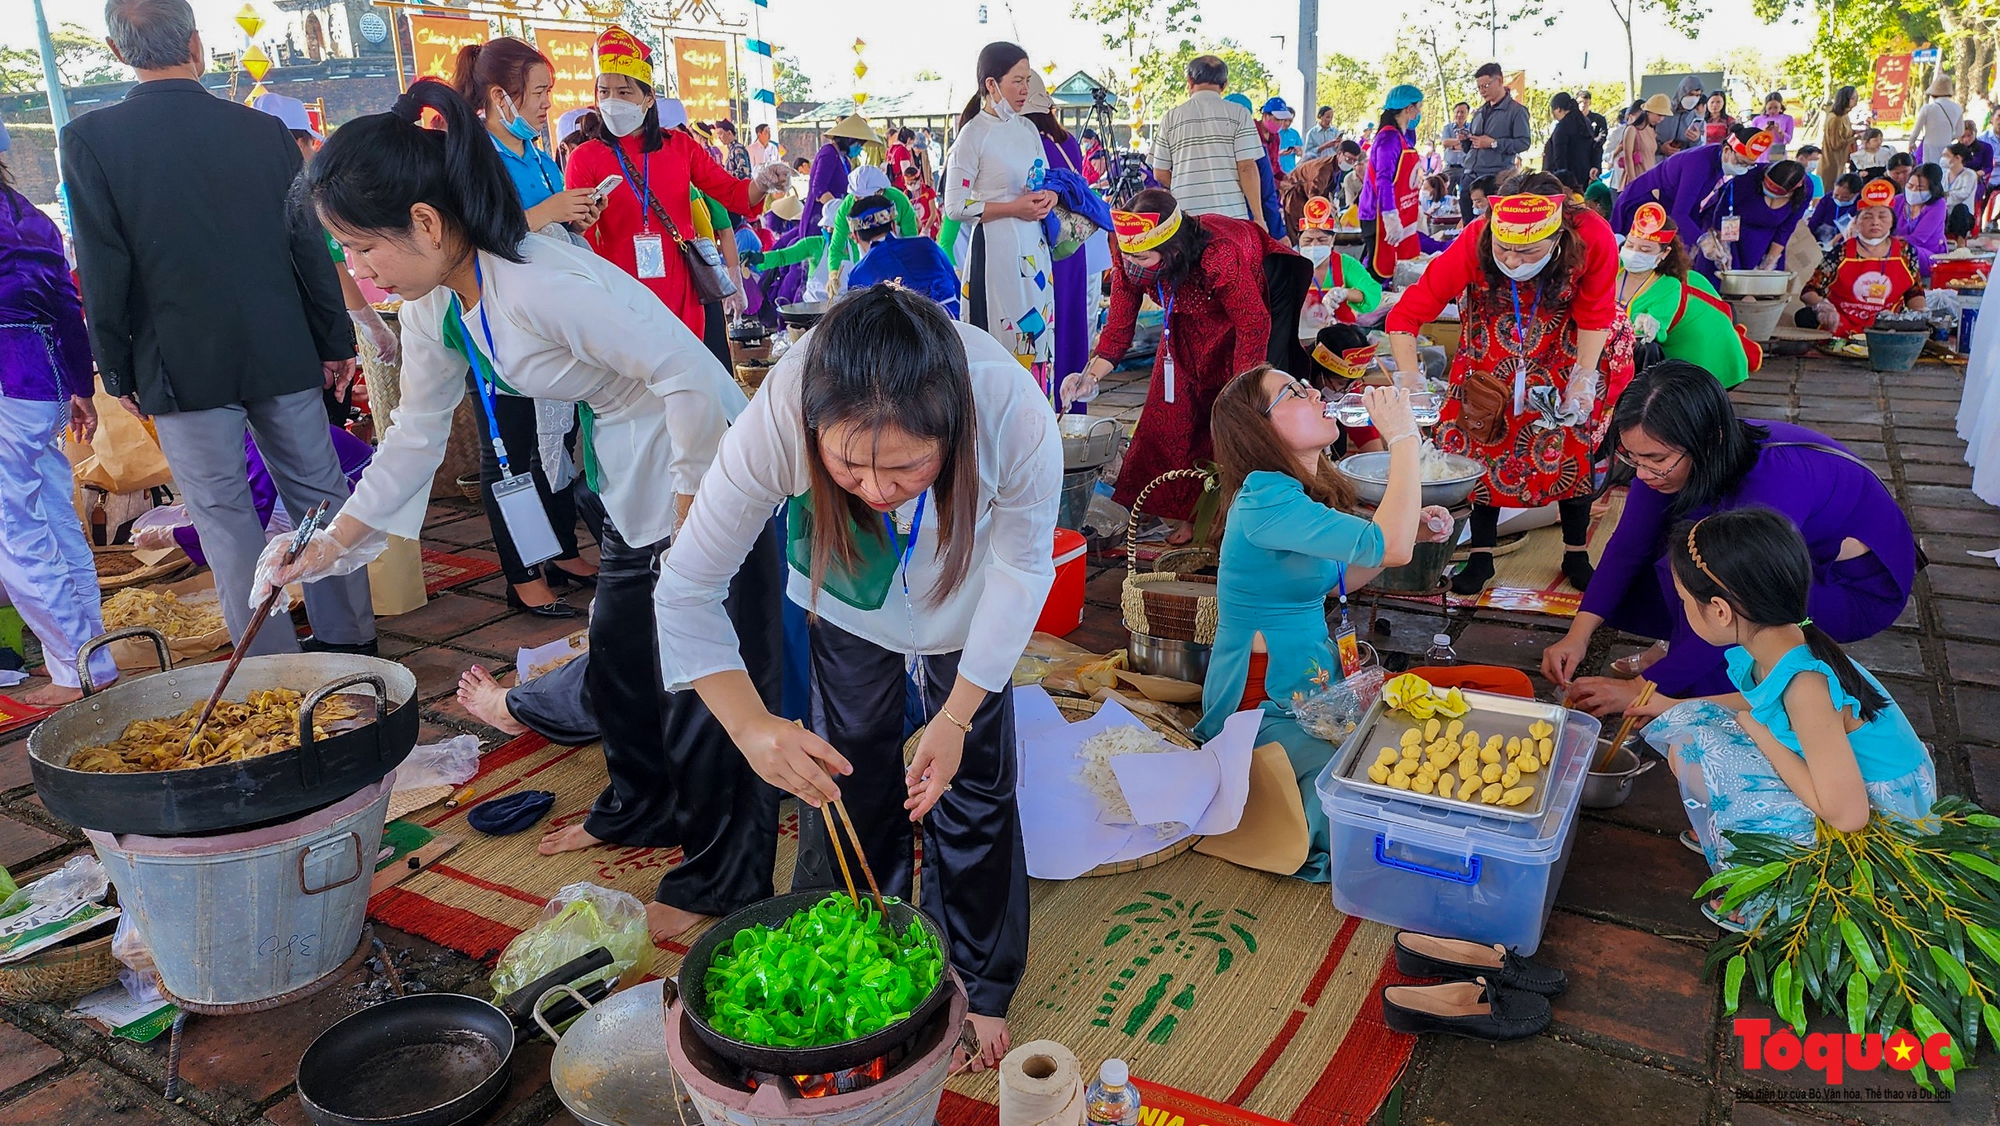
[1501,785,1534,806]
[1434,687,1470,718]
[1481,762,1504,784]
[1377,747,1400,766]
[1528,719,1554,741]
[1412,774,1435,795]
[1502,765,1521,788]
[1479,782,1504,804]
[1383,673,1431,711]
[1368,762,1392,784]
[1445,719,1464,741]
[1424,718,1441,740]
[1517,754,1540,774]
[1402,728,1423,747]
[1457,774,1482,801]
[1388,772,1412,790]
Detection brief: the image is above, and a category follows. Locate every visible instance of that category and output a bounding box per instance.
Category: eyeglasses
[1614,446,1688,476]
[1262,378,1315,417]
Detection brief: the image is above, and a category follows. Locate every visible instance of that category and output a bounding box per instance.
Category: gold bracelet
[937,705,975,733]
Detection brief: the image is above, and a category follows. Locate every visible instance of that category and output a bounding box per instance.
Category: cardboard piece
[369,535,427,617]
[1194,741,1311,875]
[1111,668,1204,704]
[104,572,231,669]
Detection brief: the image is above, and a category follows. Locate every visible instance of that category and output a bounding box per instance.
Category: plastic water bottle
[1086,1059,1140,1125]
[1424,633,1458,666]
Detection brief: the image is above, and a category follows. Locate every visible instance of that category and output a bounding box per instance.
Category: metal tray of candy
[1326,688,1568,824]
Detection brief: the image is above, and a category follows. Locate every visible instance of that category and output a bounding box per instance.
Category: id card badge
[1162,349,1177,404]
[491,472,562,567]
[1720,215,1742,243]
[633,233,668,279]
[1335,622,1362,678]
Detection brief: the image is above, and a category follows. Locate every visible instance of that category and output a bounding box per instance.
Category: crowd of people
[0,0,1960,1062]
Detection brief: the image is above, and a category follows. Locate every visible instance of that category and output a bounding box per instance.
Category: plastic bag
[489,882,650,1000]
[112,910,157,981]
[0,855,108,919]
[1286,664,1387,745]
[391,735,482,792]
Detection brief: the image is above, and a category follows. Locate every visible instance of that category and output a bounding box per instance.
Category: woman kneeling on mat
[1197,374,1451,880]
[655,284,1062,1072]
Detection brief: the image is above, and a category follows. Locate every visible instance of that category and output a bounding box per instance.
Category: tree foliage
[1132,38,1272,125]
[1071,0,1201,62]
[51,22,122,88]
[773,50,815,104]
[0,45,41,94]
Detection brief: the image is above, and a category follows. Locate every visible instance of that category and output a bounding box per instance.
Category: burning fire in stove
[748,1050,902,1099]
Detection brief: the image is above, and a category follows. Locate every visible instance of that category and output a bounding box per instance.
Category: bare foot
[456,665,526,735]
[645,901,711,945]
[16,683,83,707]
[950,1013,1011,1074]
[1610,641,1668,678]
[537,821,603,856]
[1165,520,1194,546]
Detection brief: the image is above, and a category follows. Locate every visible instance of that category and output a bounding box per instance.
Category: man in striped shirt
[1149,55,1266,226]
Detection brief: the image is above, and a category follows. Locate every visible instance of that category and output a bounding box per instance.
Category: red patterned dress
[1095,214,1291,520]
[1386,210,1634,508]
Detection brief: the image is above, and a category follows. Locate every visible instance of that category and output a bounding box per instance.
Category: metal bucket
[1127,630,1211,682]
[1372,510,1470,593]
[1726,296,1787,343]
[1057,467,1099,531]
[85,777,392,1009]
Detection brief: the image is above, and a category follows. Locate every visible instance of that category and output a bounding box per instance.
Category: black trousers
[702,301,731,370]
[466,372,581,586]
[798,621,1029,1018]
[1466,497,1594,549]
[506,651,597,746]
[583,513,786,915]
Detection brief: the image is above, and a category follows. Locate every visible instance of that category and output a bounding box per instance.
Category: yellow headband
[1113,208,1183,253]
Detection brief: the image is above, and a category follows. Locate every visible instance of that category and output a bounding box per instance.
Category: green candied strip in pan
[701,893,944,1047]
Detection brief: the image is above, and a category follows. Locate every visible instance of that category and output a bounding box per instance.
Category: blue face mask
[1409,113,1422,130]
[847,142,863,160]
[501,94,540,144]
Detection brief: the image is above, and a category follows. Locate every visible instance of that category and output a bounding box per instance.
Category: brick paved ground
[0,353,1994,1125]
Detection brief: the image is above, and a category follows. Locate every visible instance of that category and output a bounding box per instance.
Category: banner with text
[409,15,487,86]
[535,27,599,121]
[1871,53,1913,120]
[674,36,732,124]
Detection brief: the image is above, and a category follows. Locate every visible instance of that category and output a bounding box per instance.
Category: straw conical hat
[826,113,884,146]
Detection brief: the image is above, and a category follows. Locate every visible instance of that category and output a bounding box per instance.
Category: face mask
[1301,244,1333,266]
[1338,159,1357,172]
[1683,95,1701,110]
[500,93,540,143]
[1804,159,1819,173]
[1407,113,1421,130]
[1497,252,1551,281]
[1907,189,1927,206]
[1721,159,1751,178]
[597,98,645,138]
[1473,203,1488,218]
[847,142,864,160]
[1859,233,1890,247]
[1763,192,1789,208]
[987,86,1018,122]
[1122,257,1164,286]
[1620,246,1660,272]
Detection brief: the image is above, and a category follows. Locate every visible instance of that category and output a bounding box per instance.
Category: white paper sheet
[1014,688,1261,879]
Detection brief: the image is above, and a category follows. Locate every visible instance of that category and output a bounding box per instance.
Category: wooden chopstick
[830,798,887,917]
[822,803,864,911]
[1596,679,1656,771]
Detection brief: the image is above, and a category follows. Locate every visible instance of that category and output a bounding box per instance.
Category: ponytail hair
[450,37,551,118]
[958,41,1029,128]
[1668,508,1888,721]
[296,79,528,263]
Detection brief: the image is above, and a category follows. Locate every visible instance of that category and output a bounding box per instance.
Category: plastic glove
[248,516,387,614]
[1561,376,1597,423]
[1321,286,1350,311]
[350,306,399,367]
[1814,301,1841,331]
[1525,385,1587,431]
[1696,230,1731,269]
[752,162,795,197]
[723,285,748,319]
[1362,385,1419,445]
[1381,214,1406,245]
[1418,505,1456,542]
[1058,370,1100,408]
[132,525,180,551]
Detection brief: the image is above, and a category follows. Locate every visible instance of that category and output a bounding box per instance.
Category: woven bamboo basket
[901,696,1199,877]
[357,315,402,439]
[0,932,120,1004]
[1120,468,1221,644]
[94,546,192,591]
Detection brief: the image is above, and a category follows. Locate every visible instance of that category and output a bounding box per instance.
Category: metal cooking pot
[727,317,772,344]
[777,301,828,330]
[1717,269,1791,297]
[1127,630,1211,683]
[1336,451,1486,510]
[29,627,419,835]
[297,949,613,1126]
[1581,744,1656,809]
[550,979,692,1126]
[676,890,953,1075]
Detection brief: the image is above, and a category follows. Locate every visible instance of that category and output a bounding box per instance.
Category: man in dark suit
[64,0,374,656]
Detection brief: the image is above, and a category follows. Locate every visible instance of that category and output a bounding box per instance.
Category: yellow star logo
[1890,1039,1915,1063]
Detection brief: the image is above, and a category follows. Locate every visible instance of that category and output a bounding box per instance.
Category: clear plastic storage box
[1314,709,1601,955]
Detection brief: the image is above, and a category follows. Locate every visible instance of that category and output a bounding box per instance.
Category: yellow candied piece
[1481,762,1504,784]
[1445,719,1464,741]
[1479,782,1504,804]
[1501,785,1534,806]
[1383,672,1435,712]
[1401,746,1422,763]
[1376,747,1400,767]
[1406,696,1439,720]
[1478,746,1501,765]
[1502,765,1521,788]
[1539,740,1554,766]
[1368,762,1393,784]
[1394,757,1419,777]
[1435,687,1470,718]
[1388,771,1412,790]
[1505,736,1522,758]
[1457,754,1479,780]
[1457,774,1482,801]
[1528,719,1554,740]
[1461,731,1480,750]
[1484,734,1504,755]
[1401,728,1424,747]
[1411,774,1435,795]
[1423,718,1441,740]
[1438,771,1455,794]
[1516,754,1540,775]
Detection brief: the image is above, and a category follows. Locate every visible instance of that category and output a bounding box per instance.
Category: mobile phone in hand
[592,174,623,201]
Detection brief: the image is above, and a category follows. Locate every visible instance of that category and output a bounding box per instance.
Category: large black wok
[777,301,827,331]
[676,889,953,1075]
[28,628,419,835]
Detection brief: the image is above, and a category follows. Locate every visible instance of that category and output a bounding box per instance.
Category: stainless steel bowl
[1336,451,1486,509]
[1717,269,1791,297]
[1581,744,1656,809]
[1128,630,1211,683]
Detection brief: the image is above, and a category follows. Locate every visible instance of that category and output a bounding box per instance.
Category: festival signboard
[535,27,599,120]
[675,36,732,124]
[409,15,486,84]
[1871,53,1913,120]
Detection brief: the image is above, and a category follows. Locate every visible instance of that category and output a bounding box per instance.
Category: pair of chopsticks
[823,798,887,917]
[183,501,331,757]
[1595,679,1656,771]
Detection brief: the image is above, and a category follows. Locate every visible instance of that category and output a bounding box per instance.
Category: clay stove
[663,971,968,1126]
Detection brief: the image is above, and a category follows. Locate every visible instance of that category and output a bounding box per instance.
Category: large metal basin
[30,628,419,835]
[1337,451,1486,510]
[1717,269,1791,297]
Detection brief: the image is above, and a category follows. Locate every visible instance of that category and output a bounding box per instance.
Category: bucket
[85,777,392,1008]
[1057,466,1099,531]
[1035,529,1089,636]
[1726,296,1787,343]
[1864,328,1928,372]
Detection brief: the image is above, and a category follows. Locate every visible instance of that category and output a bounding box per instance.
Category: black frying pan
[296,948,613,1126]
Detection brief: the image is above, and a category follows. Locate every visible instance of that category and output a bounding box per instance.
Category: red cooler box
[1036,529,1089,635]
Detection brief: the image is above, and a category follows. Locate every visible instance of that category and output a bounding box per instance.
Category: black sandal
[1393,931,1567,996]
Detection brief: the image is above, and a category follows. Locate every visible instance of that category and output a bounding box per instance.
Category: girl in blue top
[1195,372,1451,880]
[1644,507,1937,927]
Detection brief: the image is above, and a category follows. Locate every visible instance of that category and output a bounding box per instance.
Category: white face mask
[1301,244,1333,266]
[1907,189,1927,206]
[1859,233,1890,247]
[597,98,646,138]
[1683,95,1702,110]
[1620,246,1661,273]
[987,84,1018,122]
[1804,159,1820,173]
[1721,159,1752,178]
[1498,253,1551,281]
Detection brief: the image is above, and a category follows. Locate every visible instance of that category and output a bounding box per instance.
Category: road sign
[1912,47,1940,63]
